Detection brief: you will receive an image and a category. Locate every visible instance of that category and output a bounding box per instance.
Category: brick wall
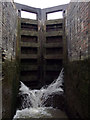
[66,1,90,61]
[64,1,90,118]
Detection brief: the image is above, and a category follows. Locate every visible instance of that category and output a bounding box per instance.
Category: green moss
[2,59,20,119]
[64,58,90,118]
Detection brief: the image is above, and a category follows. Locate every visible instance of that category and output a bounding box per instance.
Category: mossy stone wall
[2,60,20,119]
[64,58,89,118]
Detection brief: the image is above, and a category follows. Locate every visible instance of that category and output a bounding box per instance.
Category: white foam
[14,107,52,118]
[14,69,64,118]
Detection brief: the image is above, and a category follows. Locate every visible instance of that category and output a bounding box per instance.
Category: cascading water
[13,69,67,118]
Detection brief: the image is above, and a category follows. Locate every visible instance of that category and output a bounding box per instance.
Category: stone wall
[2,0,17,60]
[2,60,20,119]
[1,0,19,119]
[64,59,89,118]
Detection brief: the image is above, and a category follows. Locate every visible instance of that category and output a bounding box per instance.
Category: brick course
[66,1,90,61]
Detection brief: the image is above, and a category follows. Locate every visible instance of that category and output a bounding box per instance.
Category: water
[13,69,67,119]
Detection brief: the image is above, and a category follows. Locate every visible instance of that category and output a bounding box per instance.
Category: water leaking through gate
[13,69,69,119]
[15,3,67,89]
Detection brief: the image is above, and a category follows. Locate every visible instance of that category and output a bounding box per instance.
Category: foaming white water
[14,107,52,118]
[13,69,64,118]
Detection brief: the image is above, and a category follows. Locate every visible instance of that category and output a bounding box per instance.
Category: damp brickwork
[66,1,90,61]
[64,1,90,119]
